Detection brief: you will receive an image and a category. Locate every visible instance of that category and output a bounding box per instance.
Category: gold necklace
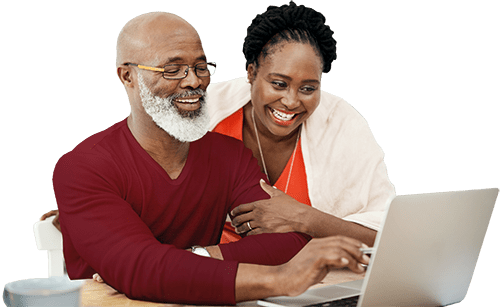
[251,107,300,193]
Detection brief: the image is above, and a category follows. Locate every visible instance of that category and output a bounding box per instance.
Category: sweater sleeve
[53,152,238,305]
[218,136,311,264]
[220,232,310,265]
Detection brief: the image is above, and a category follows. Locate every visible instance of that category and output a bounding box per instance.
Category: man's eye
[163,65,183,76]
[165,69,180,74]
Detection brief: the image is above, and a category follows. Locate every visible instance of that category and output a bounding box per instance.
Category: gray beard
[138,73,210,142]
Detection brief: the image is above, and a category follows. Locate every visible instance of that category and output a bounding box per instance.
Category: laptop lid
[358,188,498,306]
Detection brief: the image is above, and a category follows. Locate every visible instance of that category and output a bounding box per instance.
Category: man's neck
[127,115,190,180]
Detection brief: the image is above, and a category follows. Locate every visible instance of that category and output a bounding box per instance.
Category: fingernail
[358,263,365,271]
[363,255,370,263]
[340,258,349,265]
[361,243,369,249]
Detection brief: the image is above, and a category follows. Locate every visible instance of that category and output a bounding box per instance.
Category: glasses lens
[161,63,216,79]
[195,63,216,77]
[163,64,188,79]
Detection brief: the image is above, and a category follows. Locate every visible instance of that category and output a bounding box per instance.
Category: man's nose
[179,67,204,89]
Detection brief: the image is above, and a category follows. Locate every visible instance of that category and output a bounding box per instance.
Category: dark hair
[243,1,336,73]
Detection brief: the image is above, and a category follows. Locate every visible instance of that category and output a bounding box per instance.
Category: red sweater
[53,119,308,305]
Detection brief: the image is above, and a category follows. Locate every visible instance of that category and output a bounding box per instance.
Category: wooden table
[80,268,365,306]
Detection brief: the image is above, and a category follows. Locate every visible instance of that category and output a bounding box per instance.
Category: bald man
[52,12,368,305]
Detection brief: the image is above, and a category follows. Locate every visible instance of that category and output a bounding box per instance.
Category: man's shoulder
[196,131,253,167]
[200,131,246,152]
[54,119,129,174]
[72,119,128,153]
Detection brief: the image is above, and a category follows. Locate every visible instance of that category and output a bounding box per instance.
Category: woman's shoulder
[207,77,250,129]
[312,90,369,128]
[207,78,250,108]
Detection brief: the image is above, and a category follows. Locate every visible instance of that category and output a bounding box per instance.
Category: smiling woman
[209,1,395,246]
[247,42,322,136]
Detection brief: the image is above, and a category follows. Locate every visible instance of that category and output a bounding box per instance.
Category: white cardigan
[207,77,395,231]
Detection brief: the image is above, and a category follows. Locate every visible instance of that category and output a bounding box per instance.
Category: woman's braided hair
[243,1,336,73]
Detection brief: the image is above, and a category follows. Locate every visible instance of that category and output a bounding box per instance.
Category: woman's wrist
[293,204,313,235]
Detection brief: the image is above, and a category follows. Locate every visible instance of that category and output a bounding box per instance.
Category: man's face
[135,24,211,142]
[138,73,210,142]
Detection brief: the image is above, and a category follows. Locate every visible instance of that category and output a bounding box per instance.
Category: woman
[210,1,394,246]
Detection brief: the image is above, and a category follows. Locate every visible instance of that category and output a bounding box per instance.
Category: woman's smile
[268,107,301,126]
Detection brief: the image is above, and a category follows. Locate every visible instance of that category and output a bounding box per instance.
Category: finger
[326,248,365,274]
[53,220,62,232]
[336,237,370,265]
[231,211,254,228]
[230,203,256,217]
[93,273,104,283]
[313,237,367,271]
[259,179,282,197]
[235,220,254,234]
[40,210,58,220]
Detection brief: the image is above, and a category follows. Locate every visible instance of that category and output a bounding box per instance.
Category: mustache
[169,88,207,103]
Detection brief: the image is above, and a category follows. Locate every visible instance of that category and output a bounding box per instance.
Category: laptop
[257,188,498,307]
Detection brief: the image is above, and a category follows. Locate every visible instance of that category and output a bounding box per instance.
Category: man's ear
[246,63,257,85]
[117,66,134,88]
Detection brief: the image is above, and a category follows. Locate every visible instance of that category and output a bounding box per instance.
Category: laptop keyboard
[305,295,359,307]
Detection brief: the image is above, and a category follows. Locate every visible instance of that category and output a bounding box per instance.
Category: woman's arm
[298,206,377,246]
[231,180,377,246]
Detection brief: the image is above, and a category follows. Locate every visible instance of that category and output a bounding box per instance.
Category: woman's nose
[281,90,301,110]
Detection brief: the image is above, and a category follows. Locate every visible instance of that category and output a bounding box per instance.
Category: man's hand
[274,236,369,296]
[235,236,369,302]
[93,273,104,283]
[231,180,309,235]
[40,209,61,232]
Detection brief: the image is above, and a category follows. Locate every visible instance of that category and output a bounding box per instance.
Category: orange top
[213,108,312,243]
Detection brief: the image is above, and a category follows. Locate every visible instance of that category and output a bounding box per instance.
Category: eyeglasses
[124,62,216,80]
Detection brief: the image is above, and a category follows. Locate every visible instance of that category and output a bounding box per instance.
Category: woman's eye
[271,81,287,89]
[300,86,317,93]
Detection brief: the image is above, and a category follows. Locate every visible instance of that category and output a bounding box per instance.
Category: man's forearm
[206,245,223,260]
[219,232,309,265]
[235,263,281,302]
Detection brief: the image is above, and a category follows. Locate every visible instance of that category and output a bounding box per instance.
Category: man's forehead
[146,39,206,66]
[117,12,204,66]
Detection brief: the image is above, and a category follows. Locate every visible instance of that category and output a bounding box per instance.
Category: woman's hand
[40,209,61,232]
[231,179,310,235]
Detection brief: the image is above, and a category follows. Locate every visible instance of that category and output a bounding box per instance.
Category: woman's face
[248,42,323,138]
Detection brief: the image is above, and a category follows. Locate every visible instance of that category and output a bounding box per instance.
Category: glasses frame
[124,62,216,80]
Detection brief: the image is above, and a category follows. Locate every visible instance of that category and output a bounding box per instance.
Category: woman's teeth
[272,108,295,121]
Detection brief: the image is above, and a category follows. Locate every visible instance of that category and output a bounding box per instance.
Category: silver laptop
[257,188,498,307]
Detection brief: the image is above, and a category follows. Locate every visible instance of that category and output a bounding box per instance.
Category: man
[52,12,368,305]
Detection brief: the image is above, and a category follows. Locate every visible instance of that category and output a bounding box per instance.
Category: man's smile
[175,96,201,104]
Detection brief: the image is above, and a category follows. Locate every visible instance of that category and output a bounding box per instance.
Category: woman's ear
[246,63,257,85]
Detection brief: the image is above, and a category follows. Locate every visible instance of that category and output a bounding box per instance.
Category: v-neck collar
[123,120,197,185]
